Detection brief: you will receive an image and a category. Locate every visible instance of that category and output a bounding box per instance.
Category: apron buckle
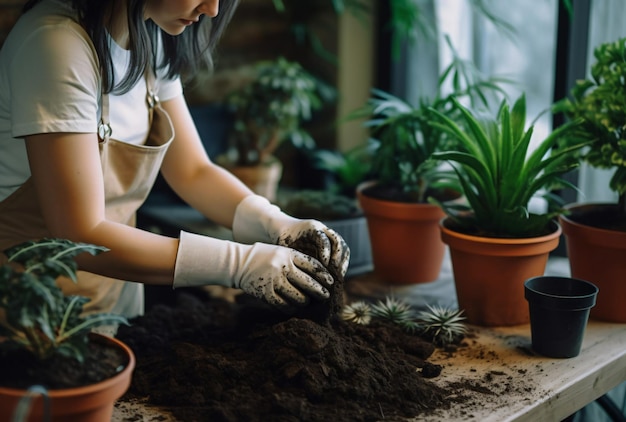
[98,121,113,140]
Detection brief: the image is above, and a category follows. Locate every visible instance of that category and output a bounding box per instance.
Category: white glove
[232,195,350,278]
[173,231,333,310]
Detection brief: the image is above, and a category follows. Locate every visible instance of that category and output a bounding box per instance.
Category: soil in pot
[114,235,471,421]
[565,204,626,231]
[0,335,129,390]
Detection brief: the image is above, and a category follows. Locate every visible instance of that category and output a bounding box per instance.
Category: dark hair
[23,0,239,94]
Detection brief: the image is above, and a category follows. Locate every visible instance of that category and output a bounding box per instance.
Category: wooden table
[112,319,626,422]
[420,320,626,421]
[119,203,626,421]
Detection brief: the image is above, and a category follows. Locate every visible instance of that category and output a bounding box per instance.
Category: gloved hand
[173,231,333,310]
[232,195,350,278]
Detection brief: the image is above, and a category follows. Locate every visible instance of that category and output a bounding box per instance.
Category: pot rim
[0,333,135,397]
[524,276,598,311]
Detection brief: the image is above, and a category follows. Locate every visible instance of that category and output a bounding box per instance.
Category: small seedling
[416,304,467,346]
[341,296,467,347]
[370,296,414,325]
[341,301,372,325]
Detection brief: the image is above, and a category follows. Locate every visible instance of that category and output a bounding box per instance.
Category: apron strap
[146,69,158,127]
[97,70,157,142]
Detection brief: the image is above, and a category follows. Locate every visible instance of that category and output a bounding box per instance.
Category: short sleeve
[9,22,100,138]
[155,74,183,103]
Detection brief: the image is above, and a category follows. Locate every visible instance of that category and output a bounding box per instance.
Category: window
[394,0,626,203]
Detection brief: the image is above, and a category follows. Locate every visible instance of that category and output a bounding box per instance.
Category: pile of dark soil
[116,289,464,422]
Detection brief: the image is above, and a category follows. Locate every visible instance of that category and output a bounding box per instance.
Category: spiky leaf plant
[369,296,421,333]
[0,239,128,363]
[429,94,588,237]
[341,301,372,325]
[416,305,468,347]
[341,297,467,347]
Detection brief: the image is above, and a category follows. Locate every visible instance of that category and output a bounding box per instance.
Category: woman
[0,0,349,320]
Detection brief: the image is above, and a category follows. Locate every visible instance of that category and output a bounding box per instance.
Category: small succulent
[416,304,468,346]
[341,296,467,347]
[368,296,420,333]
[341,301,372,325]
[370,296,414,325]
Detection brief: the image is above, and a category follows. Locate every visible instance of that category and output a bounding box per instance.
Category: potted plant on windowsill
[0,239,134,421]
[219,57,330,202]
[349,38,509,285]
[552,37,626,322]
[428,94,586,326]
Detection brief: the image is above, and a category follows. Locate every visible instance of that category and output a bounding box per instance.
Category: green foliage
[416,305,467,347]
[226,57,330,166]
[0,239,128,363]
[349,37,510,203]
[430,95,587,237]
[552,37,626,208]
[310,144,375,197]
[370,296,415,327]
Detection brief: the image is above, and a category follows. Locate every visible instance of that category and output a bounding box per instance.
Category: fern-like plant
[0,239,128,363]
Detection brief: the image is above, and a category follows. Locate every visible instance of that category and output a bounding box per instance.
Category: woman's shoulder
[3,2,97,77]
[6,0,92,54]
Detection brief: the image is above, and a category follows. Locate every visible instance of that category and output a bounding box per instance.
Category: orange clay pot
[0,333,135,422]
[441,219,561,327]
[560,203,626,323]
[223,156,283,202]
[357,182,447,284]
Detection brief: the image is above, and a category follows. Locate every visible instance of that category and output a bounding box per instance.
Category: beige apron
[0,74,175,319]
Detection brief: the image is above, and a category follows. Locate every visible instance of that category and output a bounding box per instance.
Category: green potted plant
[220,57,328,202]
[428,94,586,326]
[349,38,509,285]
[0,239,134,421]
[552,37,626,322]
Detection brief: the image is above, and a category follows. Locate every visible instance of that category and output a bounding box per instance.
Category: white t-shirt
[0,0,183,201]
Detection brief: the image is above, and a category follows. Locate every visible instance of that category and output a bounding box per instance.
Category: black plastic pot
[524,276,599,358]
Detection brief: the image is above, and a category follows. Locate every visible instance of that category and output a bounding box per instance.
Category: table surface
[116,203,626,421]
[112,319,626,422]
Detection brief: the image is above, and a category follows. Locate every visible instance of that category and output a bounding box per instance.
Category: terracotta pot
[224,157,283,202]
[441,219,561,327]
[0,333,135,422]
[559,203,626,322]
[356,182,447,284]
